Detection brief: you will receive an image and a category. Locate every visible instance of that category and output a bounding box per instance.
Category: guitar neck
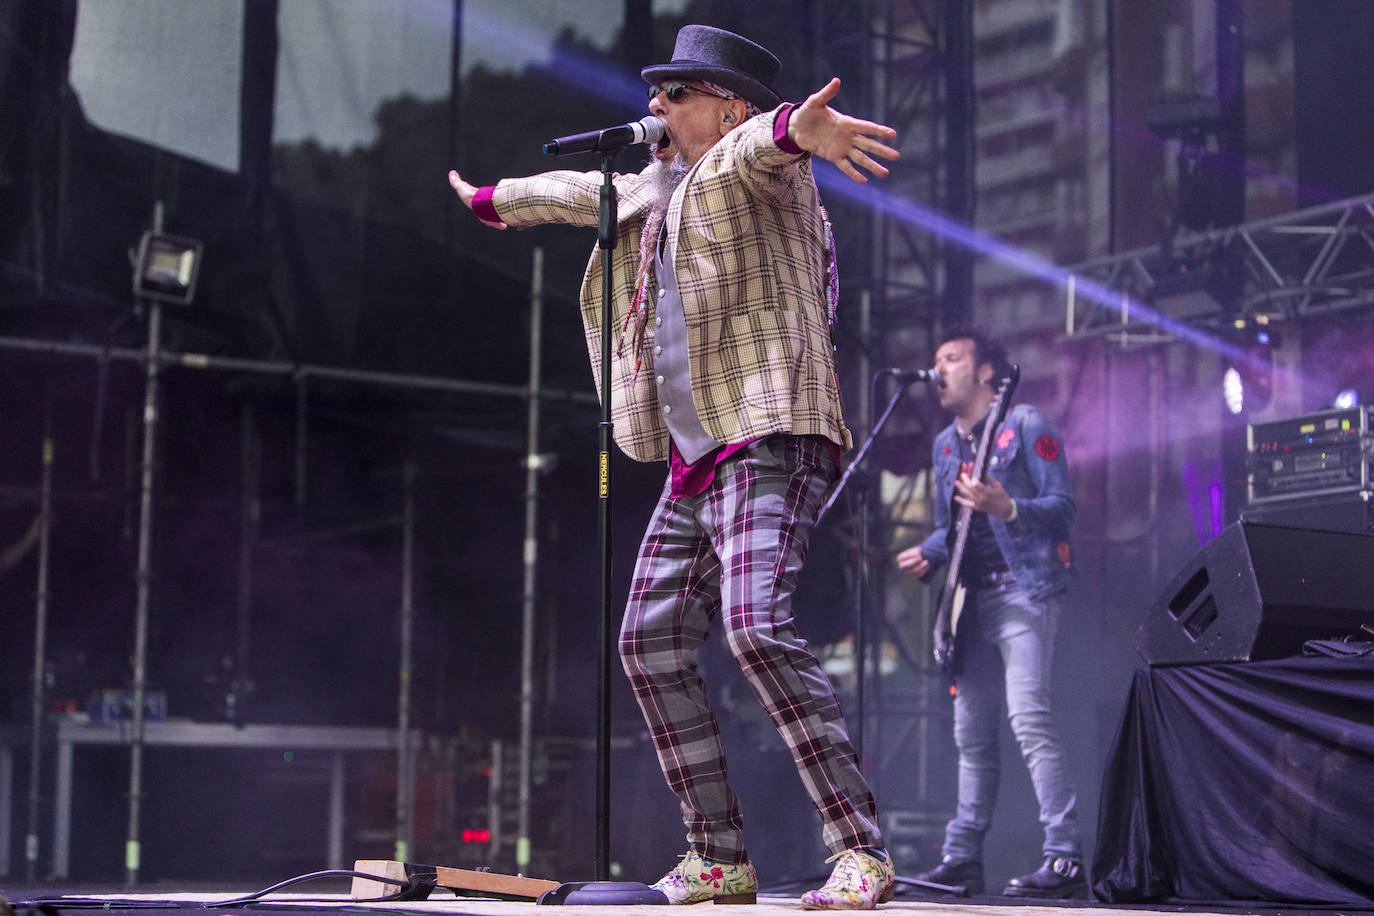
[939,367,1020,597]
[943,504,974,595]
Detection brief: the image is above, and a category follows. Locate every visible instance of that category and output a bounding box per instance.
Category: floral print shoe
[800,847,895,910]
[651,849,758,904]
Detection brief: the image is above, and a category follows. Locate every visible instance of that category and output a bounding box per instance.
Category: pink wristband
[774,104,803,154]
[472,185,500,224]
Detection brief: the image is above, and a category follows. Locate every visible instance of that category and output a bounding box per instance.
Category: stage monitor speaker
[1240,490,1373,535]
[1135,521,1374,665]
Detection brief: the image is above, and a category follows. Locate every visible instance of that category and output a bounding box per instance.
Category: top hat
[641,25,781,111]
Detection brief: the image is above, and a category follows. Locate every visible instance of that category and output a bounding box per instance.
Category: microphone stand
[594,148,616,884]
[529,131,667,906]
[816,372,913,758]
[815,373,968,899]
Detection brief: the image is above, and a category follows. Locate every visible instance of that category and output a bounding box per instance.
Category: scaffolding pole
[516,246,545,875]
[24,421,54,881]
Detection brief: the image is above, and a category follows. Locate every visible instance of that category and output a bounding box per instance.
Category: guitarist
[895,326,1083,899]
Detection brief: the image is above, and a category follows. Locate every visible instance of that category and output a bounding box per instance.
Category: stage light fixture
[1333,388,1360,409]
[1223,366,1245,415]
[1149,248,1244,321]
[1147,94,1241,234]
[133,230,203,305]
[1146,93,1227,142]
[1221,324,1277,416]
[1151,265,1224,319]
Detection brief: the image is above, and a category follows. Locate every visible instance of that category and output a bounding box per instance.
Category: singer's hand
[787,78,900,184]
[447,169,506,229]
[896,544,931,578]
[954,473,1015,520]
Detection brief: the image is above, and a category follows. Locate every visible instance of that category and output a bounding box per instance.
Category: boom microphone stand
[815,368,934,756]
[814,368,968,898]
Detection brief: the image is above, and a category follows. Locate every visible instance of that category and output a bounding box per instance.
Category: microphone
[880,367,942,385]
[543,116,666,156]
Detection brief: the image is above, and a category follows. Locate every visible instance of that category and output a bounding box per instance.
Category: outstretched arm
[447,169,507,229]
[786,78,900,184]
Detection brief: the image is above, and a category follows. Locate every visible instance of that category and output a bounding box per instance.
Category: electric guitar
[932,365,1020,680]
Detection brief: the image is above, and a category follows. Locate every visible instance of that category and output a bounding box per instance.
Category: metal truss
[867,0,950,330]
[1064,192,1374,345]
[816,0,949,340]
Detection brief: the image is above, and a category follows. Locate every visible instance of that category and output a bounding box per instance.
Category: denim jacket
[917,402,1076,601]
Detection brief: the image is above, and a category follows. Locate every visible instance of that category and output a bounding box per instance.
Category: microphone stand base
[537,882,669,906]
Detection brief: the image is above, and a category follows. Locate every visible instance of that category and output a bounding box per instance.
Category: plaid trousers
[619,435,883,864]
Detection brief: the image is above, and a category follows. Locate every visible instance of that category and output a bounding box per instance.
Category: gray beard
[647,154,690,216]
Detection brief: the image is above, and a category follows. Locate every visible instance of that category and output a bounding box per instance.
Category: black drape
[1093,654,1374,905]
[0,0,76,292]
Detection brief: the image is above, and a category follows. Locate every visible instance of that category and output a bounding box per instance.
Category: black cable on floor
[11,868,419,912]
[205,868,419,906]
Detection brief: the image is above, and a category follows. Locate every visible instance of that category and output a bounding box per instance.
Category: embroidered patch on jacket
[944,445,951,456]
[997,428,1015,449]
[1035,435,1061,460]
[1057,541,1072,568]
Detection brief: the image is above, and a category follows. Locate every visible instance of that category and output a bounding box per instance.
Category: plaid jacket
[490,107,852,463]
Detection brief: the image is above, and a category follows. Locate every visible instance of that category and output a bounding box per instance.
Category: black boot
[1003,856,1087,899]
[913,857,984,896]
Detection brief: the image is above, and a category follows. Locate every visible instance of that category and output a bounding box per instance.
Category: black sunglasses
[648,81,733,103]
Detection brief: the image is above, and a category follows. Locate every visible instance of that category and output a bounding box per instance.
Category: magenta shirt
[670,437,840,498]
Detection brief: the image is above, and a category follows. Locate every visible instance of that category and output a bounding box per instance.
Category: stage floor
[1,886,1360,916]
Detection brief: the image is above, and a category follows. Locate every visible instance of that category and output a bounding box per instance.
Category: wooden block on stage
[435,864,562,899]
[352,860,415,900]
[352,859,562,901]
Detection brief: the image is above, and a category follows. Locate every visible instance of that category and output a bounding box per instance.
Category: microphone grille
[638,116,666,144]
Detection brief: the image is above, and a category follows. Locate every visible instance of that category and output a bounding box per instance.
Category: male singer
[449,24,900,910]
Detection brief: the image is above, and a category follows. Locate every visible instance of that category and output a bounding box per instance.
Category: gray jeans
[942,584,1081,862]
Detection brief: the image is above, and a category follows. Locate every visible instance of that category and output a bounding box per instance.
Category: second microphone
[880,367,943,385]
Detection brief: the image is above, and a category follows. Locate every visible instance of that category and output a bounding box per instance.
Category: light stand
[124,214,202,885]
